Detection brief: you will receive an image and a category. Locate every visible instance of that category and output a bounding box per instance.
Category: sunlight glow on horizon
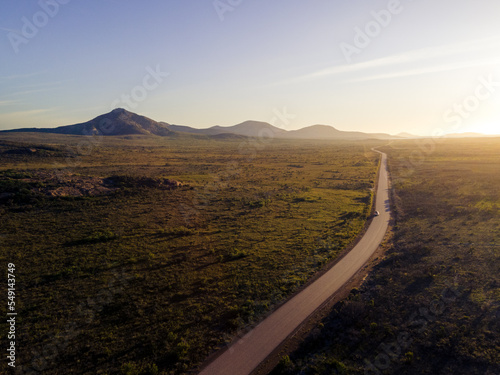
[1,1,500,136]
[459,123,500,135]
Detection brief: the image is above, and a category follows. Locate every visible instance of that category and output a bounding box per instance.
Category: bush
[223,248,248,261]
[157,226,195,237]
[121,362,140,375]
[120,362,158,375]
[273,355,293,374]
[65,230,118,246]
[404,351,414,364]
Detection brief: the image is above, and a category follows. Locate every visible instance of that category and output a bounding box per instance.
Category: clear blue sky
[1,0,499,135]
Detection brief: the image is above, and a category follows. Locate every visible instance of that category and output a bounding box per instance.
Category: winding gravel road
[199,150,390,375]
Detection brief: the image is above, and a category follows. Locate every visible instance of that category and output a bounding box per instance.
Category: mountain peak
[84,109,172,136]
[309,124,339,131]
[0,109,173,137]
[111,108,128,114]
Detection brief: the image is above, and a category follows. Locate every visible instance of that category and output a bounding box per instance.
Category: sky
[1,0,499,135]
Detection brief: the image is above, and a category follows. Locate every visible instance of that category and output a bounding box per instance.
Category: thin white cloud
[346,57,500,83]
[6,89,51,98]
[13,79,73,90]
[0,100,19,106]
[0,72,45,82]
[2,87,61,99]
[0,80,69,99]
[0,108,57,117]
[0,27,20,34]
[277,36,500,85]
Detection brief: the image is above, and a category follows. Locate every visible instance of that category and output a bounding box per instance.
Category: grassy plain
[0,133,380,374]
[272,138,500,375]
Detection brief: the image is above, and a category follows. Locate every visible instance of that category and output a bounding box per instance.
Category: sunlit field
[273,138,500,375]
[0,134,381,374]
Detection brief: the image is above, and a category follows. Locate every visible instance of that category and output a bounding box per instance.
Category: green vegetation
[273,138,500,375]
[0,134,380,374]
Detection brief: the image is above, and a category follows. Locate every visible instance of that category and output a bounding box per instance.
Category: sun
[461,123,500,135]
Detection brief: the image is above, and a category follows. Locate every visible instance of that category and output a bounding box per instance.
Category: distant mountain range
[165,120,289,138]
[442,132,498,138]
[396,131,498,139]
[1,109,496,140]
